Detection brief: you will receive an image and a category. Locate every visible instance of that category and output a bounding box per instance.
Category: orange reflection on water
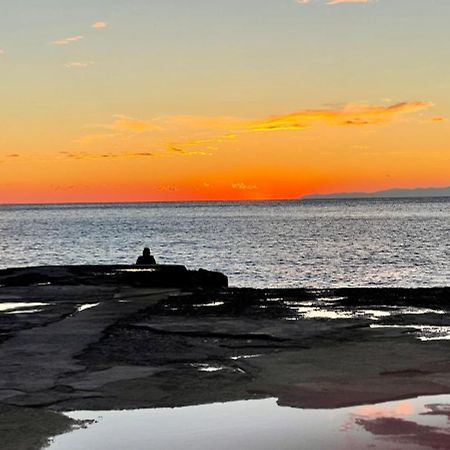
[338,400,416,434]
[354,400,416,418]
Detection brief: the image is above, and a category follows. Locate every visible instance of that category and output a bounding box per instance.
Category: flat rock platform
[0,266,450,449]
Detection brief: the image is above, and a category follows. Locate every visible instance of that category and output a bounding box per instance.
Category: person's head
[143,247,151,256]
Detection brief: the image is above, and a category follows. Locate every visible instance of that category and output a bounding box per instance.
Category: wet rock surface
[1,267,450,448]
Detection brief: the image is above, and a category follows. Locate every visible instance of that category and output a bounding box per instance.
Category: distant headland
[301,186,450,200]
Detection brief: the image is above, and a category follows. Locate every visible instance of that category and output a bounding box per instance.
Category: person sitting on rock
[136,247,156,265]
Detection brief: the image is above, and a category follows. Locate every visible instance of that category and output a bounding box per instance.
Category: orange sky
[1,0,449,203]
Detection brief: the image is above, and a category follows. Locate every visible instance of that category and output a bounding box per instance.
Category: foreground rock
[0,267,450,448]
[0,264,228,288]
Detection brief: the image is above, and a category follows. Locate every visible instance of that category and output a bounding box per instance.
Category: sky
[1,0,449,203]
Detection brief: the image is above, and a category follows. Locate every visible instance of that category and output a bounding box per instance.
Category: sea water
[0,198,449,288]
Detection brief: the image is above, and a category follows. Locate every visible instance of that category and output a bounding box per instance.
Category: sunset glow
[1,0,449,203]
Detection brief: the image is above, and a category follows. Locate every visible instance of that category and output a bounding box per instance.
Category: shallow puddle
[0,302,50,313]
[76,303,100,313]
[49,395,450,450]
[371,324,450,341]
[285,299,448,323]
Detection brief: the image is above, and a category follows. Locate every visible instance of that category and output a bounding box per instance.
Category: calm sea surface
[0,198,449,288]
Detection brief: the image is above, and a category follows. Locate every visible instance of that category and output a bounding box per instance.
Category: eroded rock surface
[1,268,450,448]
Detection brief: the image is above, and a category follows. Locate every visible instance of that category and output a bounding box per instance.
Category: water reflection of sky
[281,297,450,341]
[284,297,446,322]
[0,302,50,313]
[49,395,450,450]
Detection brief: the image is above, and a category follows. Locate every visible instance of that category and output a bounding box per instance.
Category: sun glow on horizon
[1,0,449,203]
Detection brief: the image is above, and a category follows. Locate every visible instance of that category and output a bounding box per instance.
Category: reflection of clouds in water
[354,400,416,418]
[338,401,415,434]
[354,396,450,450]
[340,396,450,449]
[356,416,450,449]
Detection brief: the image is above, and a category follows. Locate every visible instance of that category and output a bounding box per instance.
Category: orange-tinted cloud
[248,102,433,132]
[89,101,431,137]
[98,115,160,132]
[232,182,257,191]
[62,150,154,160]
[169,146,211,156]
[161,115,246,130]
[52,35,83,45]
[92,21,108,29]
[65,61,95,69]
[74,101,433,163]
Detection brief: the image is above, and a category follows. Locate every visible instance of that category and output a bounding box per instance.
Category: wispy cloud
[159,185,178,192]
[232,182,257,191]
[65,61,95,69]
[92,21,108,29]
[0,49,4,55]
[62,150,154,160]
[161,115,245,130]
[75,101,433,158]
[247,102,433,132]
[169,146,211,156]
[52,35,84,45]
[98,115,160,132]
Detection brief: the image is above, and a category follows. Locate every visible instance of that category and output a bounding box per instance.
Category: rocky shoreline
[1,266,450,449]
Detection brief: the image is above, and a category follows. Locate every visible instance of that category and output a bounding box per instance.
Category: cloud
[65,61,95,69]
[62,150,154,160]
[98,115,160,132]
[232,182,257,191]
[247,102,433,132]
[222,134,237,140]
[92,21,108,29]
[169,146,210,156]
[159,185,178,192]
[52,35,83,45]
[161,115,245,130]
[75,101,433,159]
[0,49,4,55]
[129,152,154,157]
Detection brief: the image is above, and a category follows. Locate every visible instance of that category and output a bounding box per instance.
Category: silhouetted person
[136,247,156,265]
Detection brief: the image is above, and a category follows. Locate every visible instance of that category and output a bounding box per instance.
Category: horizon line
[1,195,450,207]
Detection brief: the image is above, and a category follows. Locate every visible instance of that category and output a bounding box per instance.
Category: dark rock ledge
[0,264,228,288]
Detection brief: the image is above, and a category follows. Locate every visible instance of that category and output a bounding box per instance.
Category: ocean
[0,198,449,288]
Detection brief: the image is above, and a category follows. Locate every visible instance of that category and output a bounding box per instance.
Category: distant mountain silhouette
[302,186,450,200]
